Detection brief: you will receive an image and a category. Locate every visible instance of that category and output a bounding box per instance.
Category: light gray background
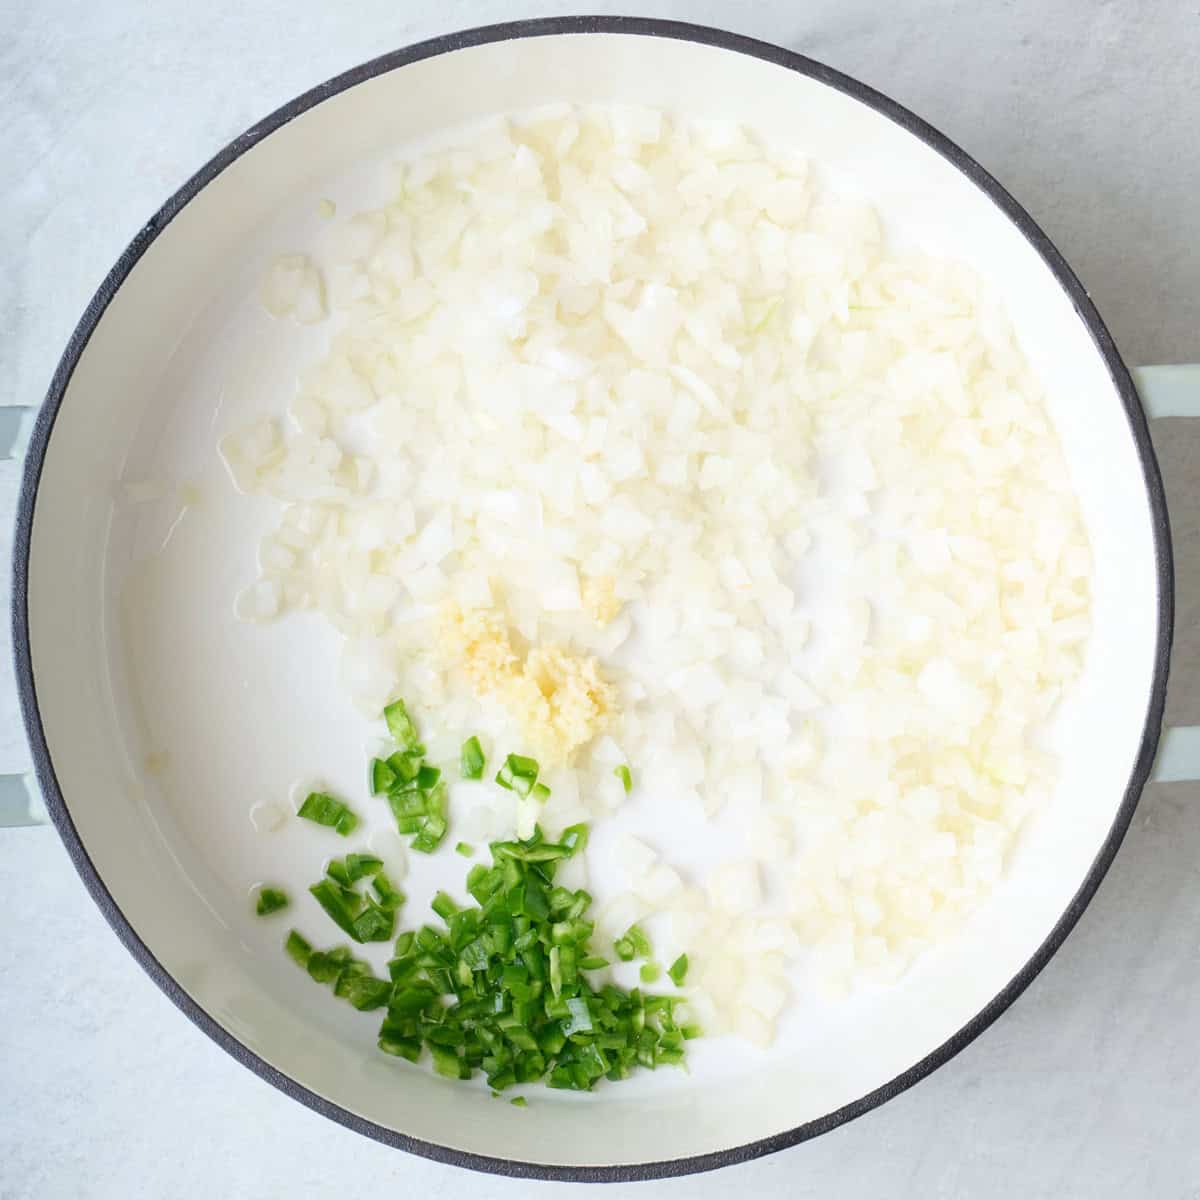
[2,2,1199,1197]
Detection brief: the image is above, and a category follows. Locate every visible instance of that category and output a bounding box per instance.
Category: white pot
[8,17,1196,1182]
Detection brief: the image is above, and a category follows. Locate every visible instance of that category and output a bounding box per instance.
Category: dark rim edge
[10,14,1174,1185]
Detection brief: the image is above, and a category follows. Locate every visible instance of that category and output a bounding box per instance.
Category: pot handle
[2,403,45,827]
[2,370,1197,823]
[1137,364,1200,782]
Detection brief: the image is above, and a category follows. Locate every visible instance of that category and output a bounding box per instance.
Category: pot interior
[22,27,1161,1170]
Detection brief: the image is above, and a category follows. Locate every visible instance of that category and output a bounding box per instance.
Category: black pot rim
[11,14,1173,1184]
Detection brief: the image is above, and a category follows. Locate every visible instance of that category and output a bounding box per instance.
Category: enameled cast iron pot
[11,16,1200,1182]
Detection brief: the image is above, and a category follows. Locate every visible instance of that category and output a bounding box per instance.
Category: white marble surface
[3,1,1200,1196]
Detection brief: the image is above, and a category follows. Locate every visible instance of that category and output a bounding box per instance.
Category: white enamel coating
[18,31,1173,1169]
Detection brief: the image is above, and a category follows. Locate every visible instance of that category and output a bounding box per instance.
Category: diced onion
[230,104,1092,1045]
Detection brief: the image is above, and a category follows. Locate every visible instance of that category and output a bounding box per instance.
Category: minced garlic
[582,574,622,627]
[439,602,617,763]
